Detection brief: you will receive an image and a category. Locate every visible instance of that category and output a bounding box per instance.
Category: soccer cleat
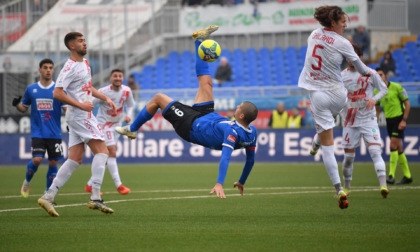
[386,175,395,184]
[38,197,59,217]
[117,184,131,195]
[192,25,219,41]
[309,134,320,155]
[21,180,30,198]
[87,199,114,214]
[343,188,350,197]
[84,184,103,196]
[115,125,137,140]
[396,176,413,185]
[337,191,349,209]
[380,185,390,198]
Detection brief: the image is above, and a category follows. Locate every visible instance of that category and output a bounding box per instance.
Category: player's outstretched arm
[235,147,255,196]
[367,72,388,110]
[209,146,233,199]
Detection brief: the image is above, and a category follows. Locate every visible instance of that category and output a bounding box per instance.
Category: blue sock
[46,165,58,190]
[25,160,39,182]
[130,107,154,131]
[195,40,210,76]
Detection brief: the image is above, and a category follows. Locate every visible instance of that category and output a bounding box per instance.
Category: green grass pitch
[0,162,419,251]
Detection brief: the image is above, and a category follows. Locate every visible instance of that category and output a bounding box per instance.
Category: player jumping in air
[116,25,258,199]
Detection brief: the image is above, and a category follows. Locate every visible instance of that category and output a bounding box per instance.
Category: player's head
[375,67,388,83]
[64,32,86,56]
[235,101,258,125]
[110,69,124,88]
[347,43,363,70]
[314,6,348,35]
[38,58,54,81]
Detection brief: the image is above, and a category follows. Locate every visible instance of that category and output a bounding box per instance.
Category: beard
[76,48,87,56]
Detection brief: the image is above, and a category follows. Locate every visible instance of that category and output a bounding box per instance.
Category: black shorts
[163,101,214,141]
[32,138,64,160]
[386,115,405,139]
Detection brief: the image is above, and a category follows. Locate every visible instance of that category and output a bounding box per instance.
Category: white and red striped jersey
[56,58,93,121]
[341,68,388,127]
[93,84,135,127]
[298,28,360,91]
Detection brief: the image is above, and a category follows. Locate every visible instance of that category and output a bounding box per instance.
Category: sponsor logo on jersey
[227,134,236,143]
[36,99,53,110]
[33,89,37,93]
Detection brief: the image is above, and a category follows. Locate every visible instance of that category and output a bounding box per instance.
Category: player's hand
[365,98,376,110]
[80,101,94,112]
[106,98,117,113]
[12,96,22,106]
[124,116,131,123]
[398,120,406,130]
[209,183,226,199]
[233,181,244,196]
[363,69,372,77]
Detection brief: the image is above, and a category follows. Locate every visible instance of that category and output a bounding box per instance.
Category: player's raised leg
[115,93,173,139]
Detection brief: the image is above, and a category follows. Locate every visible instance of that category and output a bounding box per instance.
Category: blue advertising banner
[1,128,419,166]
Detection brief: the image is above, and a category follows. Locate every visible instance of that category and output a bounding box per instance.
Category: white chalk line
[0,186,419,213]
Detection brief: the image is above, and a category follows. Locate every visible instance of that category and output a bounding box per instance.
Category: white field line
[0,185,401,199]
[0,186,419,213]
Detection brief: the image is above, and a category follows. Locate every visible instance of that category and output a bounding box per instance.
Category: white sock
[342,152,355,188]
[90,153,108,200]
[369,145,387,187]
[107,157,122,188]
[44,159,79,200]
[314,134,321,146]
[321,145,341,192]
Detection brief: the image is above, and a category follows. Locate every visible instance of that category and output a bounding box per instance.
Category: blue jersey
[21,82,65,139]
[190,112,257,185]
[190,113,257,150]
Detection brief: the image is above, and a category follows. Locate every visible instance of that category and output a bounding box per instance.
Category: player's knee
[343,153,355,167]
[368,145,382,157]
[48,160,58,167]
[32,157,43,166]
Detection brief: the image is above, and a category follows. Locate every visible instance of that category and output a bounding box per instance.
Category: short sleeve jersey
[374,82,408,118]
[56,58,93,121]
[341,68,387,127]
[21,82,65,139]
[298,28,360,91]
[189,113,257,151]
[94,84,135,126]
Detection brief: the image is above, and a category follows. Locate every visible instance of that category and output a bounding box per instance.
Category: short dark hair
[64,32,84,50]
[242,101,258,124]
[39,58,54,68]
[352,43,363,56]
[375,67,385,74]
[314,6,347,28]
[111,69,123,75]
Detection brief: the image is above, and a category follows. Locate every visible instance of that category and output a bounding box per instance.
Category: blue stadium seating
[131,39,420,93]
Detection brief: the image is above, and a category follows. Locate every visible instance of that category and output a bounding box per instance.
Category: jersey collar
[37,81,55,89]
[235,121,252,133]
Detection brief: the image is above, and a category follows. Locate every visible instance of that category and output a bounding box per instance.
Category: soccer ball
[198,40,221,62]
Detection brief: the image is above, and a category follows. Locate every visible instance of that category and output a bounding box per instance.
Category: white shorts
[67,117,105,148]
[309,87,347,133]
[342,124,382,149]
[101,122,120,147]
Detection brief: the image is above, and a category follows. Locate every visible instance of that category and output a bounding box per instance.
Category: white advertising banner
[7,0,166,53]
[179,0,367,36]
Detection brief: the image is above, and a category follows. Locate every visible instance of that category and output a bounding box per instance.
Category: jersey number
[174,108,184,117]
[55,143,63,155]
[344,133,350,144]
[311,45,324,71]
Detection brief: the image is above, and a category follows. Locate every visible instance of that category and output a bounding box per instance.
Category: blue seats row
[132,46,309,90]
